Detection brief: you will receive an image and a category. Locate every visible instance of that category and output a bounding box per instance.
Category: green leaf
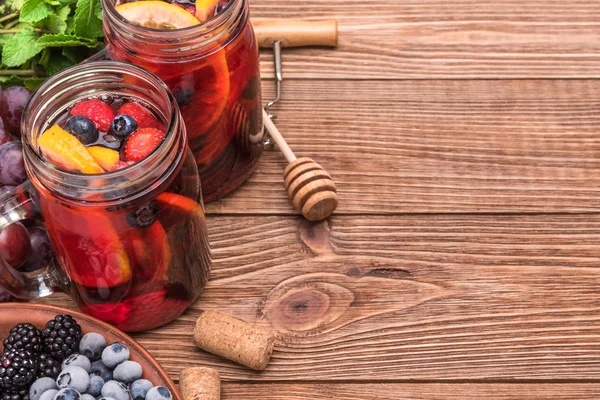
[20,0,51,23]
[23,77,46,90]
[41,14,68,33]
[57,5,70,20]
[0,75,25,87]
[11,0,25,12]
[73,0,102,39]
[45,52,71,75]
[1,30,43,67]
[65,15,74,33]
[44,0,61,5]
[37,33,98,48]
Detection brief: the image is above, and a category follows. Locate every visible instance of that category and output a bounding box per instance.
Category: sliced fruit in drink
[126,221,171,281]
[123,127,166,162]
[195,0,220,22]
[88,146,120,171]
[115,1,200,29]
[70,100,116,132]
[156,192,206,227]
[117,103,160,129]
[38,124,104,174]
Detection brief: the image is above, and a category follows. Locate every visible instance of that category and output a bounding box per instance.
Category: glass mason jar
[102,0,264,202]
[0,61,211,332]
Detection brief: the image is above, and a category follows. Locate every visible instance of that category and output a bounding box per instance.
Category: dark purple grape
[0,287,13,302]
[0,222,31,268]
[0,86,32,134]
[0,141,26,186]
[20,226,55,272]
[0,185,15,197]
[214,1,229,15]
[0,127,17,147]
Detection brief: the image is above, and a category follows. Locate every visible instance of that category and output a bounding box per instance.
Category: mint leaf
[65,15,74,33]
[44,0,61,5]
[20,0,51,23]
[57,5,70,20]
[73,0,103,38]
[38,47,51,67]
[41,14,68,33]
[2,30,43,67]
[45,52,71,75]
[11,0,25,11]
[0,75,25,86]
[37,33,98,48]
[24,77,46,90]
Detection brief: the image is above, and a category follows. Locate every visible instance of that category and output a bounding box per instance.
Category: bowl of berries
[0,303,181,400]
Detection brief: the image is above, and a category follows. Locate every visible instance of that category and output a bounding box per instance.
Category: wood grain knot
[263,280,354,333]
[297,219,334,256]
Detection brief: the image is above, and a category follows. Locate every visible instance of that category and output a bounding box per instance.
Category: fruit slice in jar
[126,221,171,281]
[115,1,200,29]
[87,146,120,171]
[195,0,220,22]
[156,192,206,226]
[38,125,104,174]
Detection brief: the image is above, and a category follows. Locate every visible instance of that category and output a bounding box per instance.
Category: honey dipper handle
[253,19,338,48]
[263,109,296,162]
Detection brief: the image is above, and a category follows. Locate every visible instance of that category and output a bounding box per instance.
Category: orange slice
[88,146,120,171]
[195,0,220,22]
[115,1,200,29]
[38,124,104,174]
[126,221,171,281]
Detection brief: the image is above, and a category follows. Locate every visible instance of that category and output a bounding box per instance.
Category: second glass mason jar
[102,0,264,202]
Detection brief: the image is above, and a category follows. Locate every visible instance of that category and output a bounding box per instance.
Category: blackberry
[2,387,29,400]
[0,349,38,390]
[3,323,43,354]
[37,353,60,379]
[42,315,82,360]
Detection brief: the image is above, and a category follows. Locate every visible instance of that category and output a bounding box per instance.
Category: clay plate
[0,303,181,400]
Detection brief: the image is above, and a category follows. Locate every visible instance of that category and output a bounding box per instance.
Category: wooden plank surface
[42,214,600,381]
[253,0,600,79]
[208,79,600,215]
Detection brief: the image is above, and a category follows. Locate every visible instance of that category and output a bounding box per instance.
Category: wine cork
[193,310,275,371]
[179,367,220,400]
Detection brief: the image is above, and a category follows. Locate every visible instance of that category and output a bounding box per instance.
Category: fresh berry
[39,389,58,400]
[0,349,38,390]
[85,375,103,397]
[0,86,32,134]
[126,201,159,229]
[116,103,159,129]
[61,355,90,373]
[100,381,129,400]
[3,323,43,354]
[56,366,89,394]
[88,361,112,383]
[0,141,26,186]
[29,377,57,400]
[63,117,99,146]
[145,386,172,400]
[97,398,116,400]
[173,86,194,107]
[53,388,81,400]
[79,395,94,400]
[37,354,60,379]
[109,115,137,139]
[2,387,30,400]
[20,227,55,273]
[123,128,165,162]
[70,100,116,132]
[214,1,228,15]
[112,361,142,384]
[112,160,134,171]
[100,344,129,369]
[42,315,82,360]
[130,379,152,400]
[78,333,106,362]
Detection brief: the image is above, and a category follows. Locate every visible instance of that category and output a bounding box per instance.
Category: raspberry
[123,128,166,162]
[117,103,160,129]
[70,100,116,132]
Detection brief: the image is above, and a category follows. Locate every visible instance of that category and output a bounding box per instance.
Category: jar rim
[102,0,245,47]
[21,61,184,205]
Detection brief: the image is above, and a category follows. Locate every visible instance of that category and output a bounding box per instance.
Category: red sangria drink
[102,0,264,202]
[0,62,211,332]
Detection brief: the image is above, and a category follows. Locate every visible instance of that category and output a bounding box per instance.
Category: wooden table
[46,1,600,398]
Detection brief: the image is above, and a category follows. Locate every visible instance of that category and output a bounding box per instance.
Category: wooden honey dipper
[262,109,338,221]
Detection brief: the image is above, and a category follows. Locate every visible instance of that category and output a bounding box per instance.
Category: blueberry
[101,343,130,369]
[112,360,142,384]
[79,332,107,361]
[53,388,81,400]
[214,1,229,15]
[64,116,99,145]
[173,86,194,107]
[101,380,129,400]
[80,394,95,400]
[57,366,90,393]
[98,398,116,400]
[89,360,112,382]
[109,115,138,139]
[30,377,58,400]
[86,374,104,397]
[40,389,58,400]
[145,386,172,400]
[126,201,159,229]
[130,379,152,400]
[62,354,91,372]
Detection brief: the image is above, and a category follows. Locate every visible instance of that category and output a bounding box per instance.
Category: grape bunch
[0,86,55,302]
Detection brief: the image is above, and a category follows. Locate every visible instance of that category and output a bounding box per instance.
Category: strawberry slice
[117,103,160,129]
[123,127,166,162]
[70,100,116,132]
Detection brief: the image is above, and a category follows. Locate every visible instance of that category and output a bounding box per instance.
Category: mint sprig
[0,0,104,88]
